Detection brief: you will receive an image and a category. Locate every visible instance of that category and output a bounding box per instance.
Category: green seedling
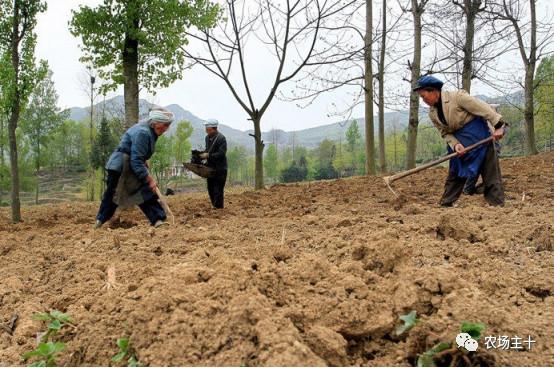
[32,310,72,343]
[460,321,486,340]
[395,310,419,336]
[112,338,140,367]
[22,342,65,367]
[417,321,487,367]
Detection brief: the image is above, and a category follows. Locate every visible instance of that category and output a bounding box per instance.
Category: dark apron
[447,117,491,179]
[114,154,155,209]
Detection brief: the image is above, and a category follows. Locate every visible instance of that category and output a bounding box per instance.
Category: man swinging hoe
[384,76,507,207]
[415,76,507,207]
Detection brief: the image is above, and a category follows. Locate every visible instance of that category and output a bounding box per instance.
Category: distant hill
[66,90,521,151]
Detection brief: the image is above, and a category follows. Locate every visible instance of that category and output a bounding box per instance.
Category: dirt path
[1,153,553,366]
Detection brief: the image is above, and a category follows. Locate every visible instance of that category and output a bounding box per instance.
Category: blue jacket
[105,121,158,181]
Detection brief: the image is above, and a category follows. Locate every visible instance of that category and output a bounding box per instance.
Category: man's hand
[454,143,466,156]
[493,127,505,140]
[199,152,209,159]
[146,175,158,192]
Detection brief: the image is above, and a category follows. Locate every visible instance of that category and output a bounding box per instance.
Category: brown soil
[1,153,553,366]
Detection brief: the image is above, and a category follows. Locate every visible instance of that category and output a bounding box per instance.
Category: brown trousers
[440,143,505,207]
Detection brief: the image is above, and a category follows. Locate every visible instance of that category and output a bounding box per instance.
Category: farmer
[200,119,227,209]
[94,107,174,228]
[414,75,507,207]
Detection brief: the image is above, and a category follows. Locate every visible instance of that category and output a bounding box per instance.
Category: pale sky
[35,0,553,131]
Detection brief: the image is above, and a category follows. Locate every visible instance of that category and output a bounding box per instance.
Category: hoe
[383,136,494,198]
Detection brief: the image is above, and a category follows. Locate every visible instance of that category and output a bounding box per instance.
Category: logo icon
[456,333,478,352]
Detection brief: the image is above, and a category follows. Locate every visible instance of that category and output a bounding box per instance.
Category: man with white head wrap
[95,107,174,228]
[201,119,228,208]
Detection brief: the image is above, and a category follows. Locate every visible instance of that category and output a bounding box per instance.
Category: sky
[35,0,552,132]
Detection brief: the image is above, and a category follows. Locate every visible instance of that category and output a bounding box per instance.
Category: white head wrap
[149,109,174,124]
[204,119,219,128]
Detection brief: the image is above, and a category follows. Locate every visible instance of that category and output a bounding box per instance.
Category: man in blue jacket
[95,108,174,228]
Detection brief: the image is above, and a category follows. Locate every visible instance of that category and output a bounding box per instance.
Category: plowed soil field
[1,152,553,366]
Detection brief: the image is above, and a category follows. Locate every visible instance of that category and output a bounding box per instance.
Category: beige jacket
[429,90,502,149]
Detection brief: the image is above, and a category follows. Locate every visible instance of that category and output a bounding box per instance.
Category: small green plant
[22,311,73,367]
[417,321,487,367]
[112,338,140,367]
[22,342,65,367]
[395,310,419,336]
[32,310,72,343]
[460,321,486,340]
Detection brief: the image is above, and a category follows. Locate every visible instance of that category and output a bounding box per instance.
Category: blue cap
[413,75,444,92]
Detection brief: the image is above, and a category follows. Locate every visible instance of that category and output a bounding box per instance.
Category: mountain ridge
[66,91,522,151]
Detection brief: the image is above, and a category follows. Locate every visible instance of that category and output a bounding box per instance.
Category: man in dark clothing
[413,75,507,207]
[95,108,173,228]
[201,119,227,209]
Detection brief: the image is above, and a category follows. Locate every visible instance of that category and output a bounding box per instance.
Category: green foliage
[280,156,308,183]
[173,120,193,164]
[22,341,65,367]
[416,322,486,367]
[460,322,486,340]
[22,311,72,366]
[32,310,72,343]
[535,55,554,151]
[91,116,118,171]
[69,0,220,95]
[150,134,173,191]
[0,1,48,117]
[395,310,419,336]
[345,120,361,153]
[112,338,140,367]
[417,342,451,367]
[227,145,253,185]
[264,144,279,182]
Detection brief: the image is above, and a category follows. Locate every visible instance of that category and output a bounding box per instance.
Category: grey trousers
[440,143,505,207]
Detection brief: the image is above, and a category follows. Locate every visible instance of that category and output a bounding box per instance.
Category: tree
[403,0,429,169]
[184,0,356,189]
[91,116,118,191]
[264,144,278,183]
[173,120,193,164]
[345,120,361,170]
[377,0,387,173]
[364,0,376,175]
[281,156,308,183]
[535,55,554,150]
[314,139,337,180]
[227,145,251,185]
[21,70,64,204]
[70,0,219,129]
[150,135,173,192]
[0,0,47,222]
[488,0,554,155]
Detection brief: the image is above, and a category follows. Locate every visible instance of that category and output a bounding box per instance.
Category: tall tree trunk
[378,0,387,173]
[89,77,95,201]
[461,0,477,93]
[524,0,538,155]
[252,116,265,189]
[35,138,40,205]
[123,32,139,130]
[524,65,537,154]
[406,0,422,169]
[8,0,22,223]
[364,0,376,175]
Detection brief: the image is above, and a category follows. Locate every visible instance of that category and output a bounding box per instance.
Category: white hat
[149,109,174,124]
[204,119,219,128]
